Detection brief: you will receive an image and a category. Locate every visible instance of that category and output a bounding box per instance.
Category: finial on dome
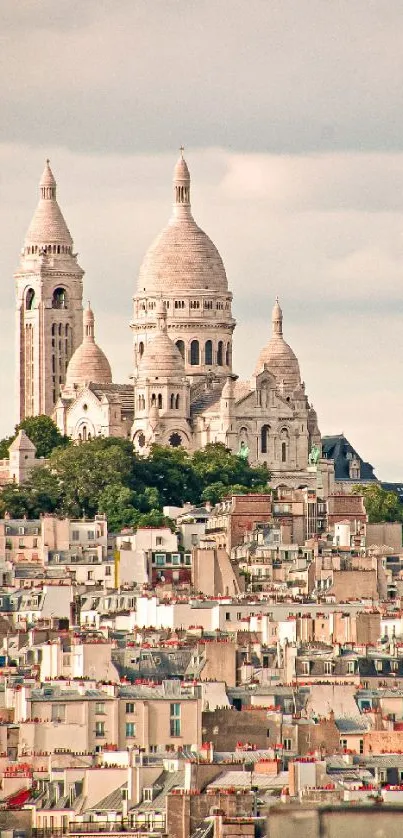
[83,303,95,340]
[272,296,283,337]
[40,159,56,200]
[173,149,191,219]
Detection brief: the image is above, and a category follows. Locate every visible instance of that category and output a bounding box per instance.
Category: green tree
[26,467,63,516]
[17,415,70,458]
[49,437,134,518]
[0,484,34,519]
[0,435,15,459]
[0,416,70,460]
[193,443,270,498]
[141,445,202,507]
[98,485,142,532]
[355,484,403,523]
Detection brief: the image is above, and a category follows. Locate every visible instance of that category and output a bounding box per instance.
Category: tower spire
[39,159,57,200]
[272,297,283,336]
[83,303,95,341]
[172,148,192,220]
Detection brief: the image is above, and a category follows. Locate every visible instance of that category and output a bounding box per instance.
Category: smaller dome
[66,305,112,387]
[254,298,301,387]
[138,301,185,379]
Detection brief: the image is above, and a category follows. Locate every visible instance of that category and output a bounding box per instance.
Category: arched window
[138,341,144,359]
[176,340,185,360]
[157,394,163,409]
[52,287,67,310]
[151,393,156,406]
[261,424,270,454]
[175,394,180,410]
[217,341,223,365]
[226,343,231,366]
[280,427,289,463]
[205,340,213,366]
[190,340,199,365]
[25,288,35,310]
[170,394,175,409]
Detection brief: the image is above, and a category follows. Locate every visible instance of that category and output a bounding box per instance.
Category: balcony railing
[32,824,159,837]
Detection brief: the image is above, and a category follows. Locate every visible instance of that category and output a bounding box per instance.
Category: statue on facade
[308,442,320,465]
[238,440,249,459]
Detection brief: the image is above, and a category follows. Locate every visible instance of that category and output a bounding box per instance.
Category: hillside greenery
[0,419,270,530]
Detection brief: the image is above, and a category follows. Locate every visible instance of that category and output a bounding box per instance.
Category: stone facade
[15,161,84,420]
[17,153,329,488]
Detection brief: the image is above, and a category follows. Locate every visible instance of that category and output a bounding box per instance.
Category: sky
[0,0,402,479]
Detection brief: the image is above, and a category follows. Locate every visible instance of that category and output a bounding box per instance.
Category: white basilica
[15,152,332,488]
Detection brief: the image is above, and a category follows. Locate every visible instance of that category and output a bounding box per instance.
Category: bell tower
[15,161,84,420]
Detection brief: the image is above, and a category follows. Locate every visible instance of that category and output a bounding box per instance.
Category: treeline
[0,416,270,531]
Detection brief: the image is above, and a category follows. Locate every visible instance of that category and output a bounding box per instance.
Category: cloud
[2,1,403,153]
[0,143,402,480]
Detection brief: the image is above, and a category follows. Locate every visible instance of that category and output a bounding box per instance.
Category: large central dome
[137,153,228,294]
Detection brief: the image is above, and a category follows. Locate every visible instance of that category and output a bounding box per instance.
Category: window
[217,341,223,366]
[95,702,105,715]
[95,721,105,738]
[347,660,355,674]
[87,571,93,581]
[170,703,181,737]
[190,340,199,365]
[172,554,181,566]
[138,341,144,358]
[126,722,136,738]
[324,661,333,675]
[169,432,182,447]
[26,288,35,310]
[105,566,111,576]
[225,612,230,621]
[205,340,213,366]
[52,287,68,309]
[156,537,163,546]
[87,530,95,540]
[157,394,163,409]
[341,739,348,750]
[51,704,66,723]
[359,739,364,754]
[176,340,185,360]
[282,442,287,462]
[126,702,135,714]
[283,738,292,751]
[72,530,80,542]
[375,660,383,672]
[261,424,270,454]
[301,661,310,675]
[155,554,165,566]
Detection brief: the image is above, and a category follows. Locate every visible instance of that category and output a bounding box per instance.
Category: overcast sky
[1,0,402,479]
